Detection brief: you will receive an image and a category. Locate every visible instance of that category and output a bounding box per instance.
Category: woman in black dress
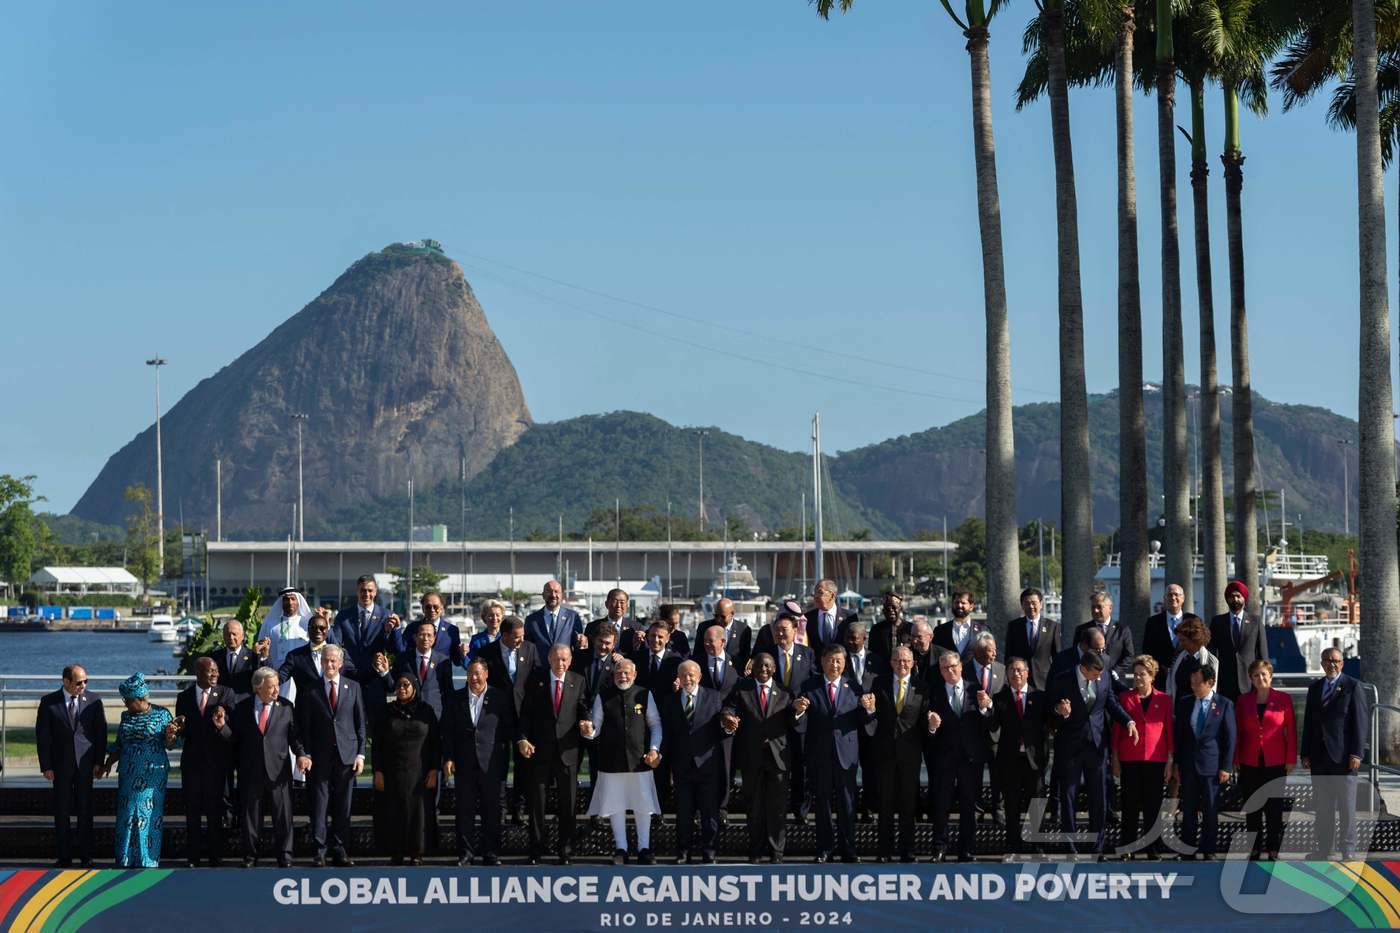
[373,673,440,864]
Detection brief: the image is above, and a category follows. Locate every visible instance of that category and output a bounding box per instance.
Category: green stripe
[55,870,171,933]
[1313,862,1391,930]
[1263,862,1371,928]
[39,871,122,933]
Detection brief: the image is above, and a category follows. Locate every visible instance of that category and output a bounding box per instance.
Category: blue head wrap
[118,672,149,700]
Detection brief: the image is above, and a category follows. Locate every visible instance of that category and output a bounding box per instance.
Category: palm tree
[815,0,1020,623]
[1016,0,1095,632]
[1156,0,1192,611]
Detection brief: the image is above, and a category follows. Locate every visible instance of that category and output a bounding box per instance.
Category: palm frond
[811,0,856,19]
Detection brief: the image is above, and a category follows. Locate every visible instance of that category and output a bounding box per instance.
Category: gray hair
[974,630,997,651]
[322,644,344,663]
[815,579,838,597]
[480,598,507,618]
[844,620,867,637]
[223,619,243,634]
[251,666,278,690]
[913,621,934,637]
[678,659,701,677]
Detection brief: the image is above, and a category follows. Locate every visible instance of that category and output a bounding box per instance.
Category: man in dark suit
[332,575,402,685]
[696,624,740,814]
[1173,664,1236,859]
[768,615,815,819]
[991,657,1048,855]
[1004,587,1061,690]
[722,652,793,863]
[908,621,936,681]
[1208,579,1269,700]
[35,664,106,867]
[1073,592,1137,684]
[841,622,879,817]
[395,590,463,663]
[1142,583,1203,690]
[1302,648,1369,859]
[660,660,727,863]
[517,644,589,864]
[933,589,987,661]
[174,657,236,866]
[964,630,1007,823]
[867,592,912,667]
[794,645,876,863]
[209,619,257,699]
[214,666,309,868]
[871,646,935,862]
[277,610,356,698]
[478,615,538,820]
[378,618,454,719]
[574,621,621,701]
[1048,625,1109,683]
[1047,648,1139,855]
[927,649,995,861]
[296,645,367,866]
[589,588,639,656]
[806,578,860,654]
[442,660,518,865]
[633,622,684,703]
[696,597,754,669]
[524,579,586,668]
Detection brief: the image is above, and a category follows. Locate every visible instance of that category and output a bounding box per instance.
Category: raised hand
[579,720,595,739]
[859,693,876,713]
[575,633,589,650]
[372,652,389,675]
[976,689,991,710]
[211,705,227,729]
[385,613,401,632]
[793,697,811,715]
[255,636,271,659]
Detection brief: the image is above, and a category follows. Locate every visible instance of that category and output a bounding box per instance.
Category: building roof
[28,566,140,586]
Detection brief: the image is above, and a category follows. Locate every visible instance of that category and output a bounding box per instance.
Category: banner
[4,861,1400,931]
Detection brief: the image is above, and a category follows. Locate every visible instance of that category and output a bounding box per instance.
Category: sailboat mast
[812,413,824,585]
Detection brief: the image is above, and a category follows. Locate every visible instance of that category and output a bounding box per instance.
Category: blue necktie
[1195,701,1207,736]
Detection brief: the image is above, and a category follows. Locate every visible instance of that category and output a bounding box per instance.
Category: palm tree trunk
[1189,77,1226,620]
[1157,5,1191,613]
[1115,3,1150,639]
[1044,4,1093,634]
[966,25,1020,625]
[1352,0,1400,761]
[1222,86,1258,616]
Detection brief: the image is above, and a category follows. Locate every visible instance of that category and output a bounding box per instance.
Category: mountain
[317,411,898,540]
[71,242,532,534]
[830,387,1365,535]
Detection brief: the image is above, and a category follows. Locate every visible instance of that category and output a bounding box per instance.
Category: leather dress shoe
[312,855,327,868]
[483,854,501,866]
[637,849,655,865]
[242,857,257,869]
[333,854,354,867]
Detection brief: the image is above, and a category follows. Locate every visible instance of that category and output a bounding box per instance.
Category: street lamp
[145,357,167,577]
[292,413,308,541]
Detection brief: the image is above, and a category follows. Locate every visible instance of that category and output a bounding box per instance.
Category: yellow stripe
[10,871,91,933]
[1335,861,1400,927]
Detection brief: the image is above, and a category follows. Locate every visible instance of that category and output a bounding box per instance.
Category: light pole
[145,358,167,576]
[1338,438,1354,536]
[292,413,308,541]
[698,430,708,534]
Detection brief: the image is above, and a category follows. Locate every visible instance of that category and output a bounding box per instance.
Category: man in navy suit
[871,647,936,862]
[991,657,1048,855]
[277,610,356,698]
[794,644,876,863]
[695,598,754,668]
[1142,583,1203,690]
[1004,587,1061,690]
[378,618,454,719]
[524,579,585,668]
[1302,647,1370,859]
[396,591,464,664]
[928,649,996,861]
[1047,648,1138,855]
[1173,664,1236,859]
[333,575,402,684]
[517,644,590,864]
[478,616,538,820]
[632,622,684,702]
[209,619,258,699]
[661,660,728,863]
[768,614,815,819]
[442,660,517,865]
[806,579,860,654]
[296,645,367,866]
[697,625,740,814]
[1072,592,1136,684]
[36,664,106,867]
[1208,580,1268,700]
[721,653,794,863]
[933,589,989,662]
[174,657,236,866]
[841,622,879,817]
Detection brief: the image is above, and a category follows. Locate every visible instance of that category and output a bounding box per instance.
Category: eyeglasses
[70,680,87,686]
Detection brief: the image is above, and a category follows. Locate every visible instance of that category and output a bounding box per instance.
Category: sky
[1,0,1392,515]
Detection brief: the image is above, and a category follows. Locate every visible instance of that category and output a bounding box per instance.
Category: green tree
[0,474,43,592]
[180,587,263,673]
[124,484,160,597]
[387,565,448,606]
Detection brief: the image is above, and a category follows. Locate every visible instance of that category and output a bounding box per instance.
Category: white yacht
[698,554,769,632]
[147,614,177,642]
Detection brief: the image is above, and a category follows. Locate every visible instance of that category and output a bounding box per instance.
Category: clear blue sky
[1,0,1391,514]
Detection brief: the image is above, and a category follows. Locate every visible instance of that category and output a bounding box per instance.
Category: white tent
[27,566,140,595]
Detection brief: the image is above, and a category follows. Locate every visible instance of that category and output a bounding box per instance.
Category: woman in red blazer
[1234,658,1297,860]
[1113,655,1174,857]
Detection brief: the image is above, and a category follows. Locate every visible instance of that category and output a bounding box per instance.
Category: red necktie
[420,658,429,684]
[982,667,990,693]
[759,684,768,714]
[1016,691,1024,718]
[329,681,338,713]
[553,679,563,716]
[828,682,837,709]
[257,703,270,735]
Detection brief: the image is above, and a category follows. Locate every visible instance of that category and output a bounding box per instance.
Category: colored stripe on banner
[10,871,92,933]
[0,871,46,930]
[54,870,171,933]
[39,870,122,933]
[1332,861,1400,927]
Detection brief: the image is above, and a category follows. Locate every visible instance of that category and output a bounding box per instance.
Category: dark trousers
[454,759,504,859]
[1118,760,1167,853]
[241,778,294,863]
[857,734,880,814]
[931,758,981,858]
[52,764,95,865]
[1239,763,1287,853]
[786,729,807,816]
[674,766,722,857]
[184,763,227,862]
[526,760,578,856]
[742,766,787,859]
[1311,760,1359,855]
[810,759,858,858]
[1180,770,1222,856]
[1056,745,1109,853]
[877,759,921,859]
[508,745,528,812]
[998,753,1043,852]
[310,762,356,857]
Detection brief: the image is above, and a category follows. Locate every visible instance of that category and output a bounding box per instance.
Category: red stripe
[0,870,47,927]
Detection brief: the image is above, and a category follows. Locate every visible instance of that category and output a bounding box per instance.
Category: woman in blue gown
[101,673,178,867]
